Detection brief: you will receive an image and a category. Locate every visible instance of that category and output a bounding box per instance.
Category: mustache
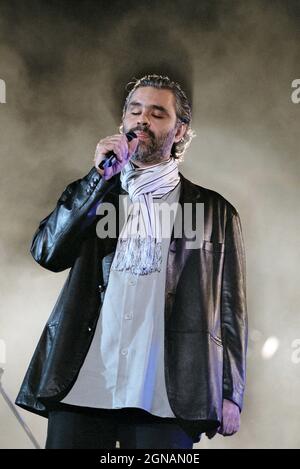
[131,127,155,139]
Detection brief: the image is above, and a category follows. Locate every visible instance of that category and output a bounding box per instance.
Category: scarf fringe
[112,158,179,276]
[111,235,162,275]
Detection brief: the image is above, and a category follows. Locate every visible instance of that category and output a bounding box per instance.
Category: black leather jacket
[15,166,248,443]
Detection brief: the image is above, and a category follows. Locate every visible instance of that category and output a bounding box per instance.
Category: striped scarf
[111,157,180,275]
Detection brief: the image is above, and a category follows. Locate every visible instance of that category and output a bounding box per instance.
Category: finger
[217,425,224,435]
[98,135,124,143]
[103,165,113,180]
[112,140,128,161]
[217,419,224,434]
[96,141,124,162]
[223,425,236,436]
[114,135,131,161]
[120,139,129,160]
[97,135,127,151]
[100,142,124,162]
[127,137,139,158]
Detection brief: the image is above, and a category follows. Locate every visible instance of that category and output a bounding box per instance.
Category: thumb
[127,137,139,158]
[103,165,113,180]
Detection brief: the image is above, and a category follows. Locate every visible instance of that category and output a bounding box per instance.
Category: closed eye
[131,112,163,119]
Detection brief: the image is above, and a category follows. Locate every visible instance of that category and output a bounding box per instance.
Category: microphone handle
[98,131,137,170]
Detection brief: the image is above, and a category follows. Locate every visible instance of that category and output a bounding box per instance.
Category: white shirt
[62,181,181,418]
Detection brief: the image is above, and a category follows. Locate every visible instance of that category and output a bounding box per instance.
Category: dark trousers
[45,404,194,449]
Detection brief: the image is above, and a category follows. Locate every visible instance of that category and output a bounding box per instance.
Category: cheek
[123,115,133,128]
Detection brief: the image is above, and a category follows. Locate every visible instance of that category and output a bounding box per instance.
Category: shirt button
[121,349,128,356]
[124,313,133,320]
[129,278,137,286]
[87,327,92,332]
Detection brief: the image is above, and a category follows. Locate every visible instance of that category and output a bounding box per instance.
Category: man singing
[16,74,248,449]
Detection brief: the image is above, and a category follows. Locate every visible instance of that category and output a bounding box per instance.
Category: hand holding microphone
[94,131,138,180]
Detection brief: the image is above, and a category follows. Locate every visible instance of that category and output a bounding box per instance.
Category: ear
[174,122,188,143]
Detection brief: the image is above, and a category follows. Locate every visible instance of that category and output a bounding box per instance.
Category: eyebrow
[128,101,171,116]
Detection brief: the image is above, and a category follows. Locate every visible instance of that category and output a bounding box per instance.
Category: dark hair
[119,74,196,162]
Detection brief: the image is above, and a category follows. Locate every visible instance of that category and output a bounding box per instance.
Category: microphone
[98,131,138,170]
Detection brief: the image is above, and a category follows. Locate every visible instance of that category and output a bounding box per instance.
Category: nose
[136,110,150,128]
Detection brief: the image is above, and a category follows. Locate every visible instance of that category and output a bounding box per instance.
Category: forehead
[128,86,176,114]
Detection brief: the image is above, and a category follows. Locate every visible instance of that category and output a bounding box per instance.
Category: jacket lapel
[165,172,201,304]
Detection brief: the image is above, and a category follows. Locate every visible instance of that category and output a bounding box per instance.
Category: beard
[125,126,176,165]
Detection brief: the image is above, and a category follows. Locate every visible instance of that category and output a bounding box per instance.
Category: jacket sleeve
[30,167,118,272]
[221,209,248,411]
